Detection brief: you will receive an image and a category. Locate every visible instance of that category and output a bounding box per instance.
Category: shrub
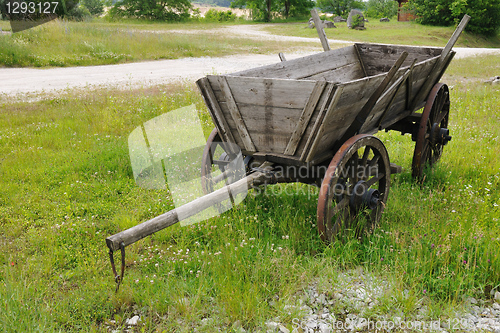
[204,9,236,22]
[81,0,104,16]
[108,0,191,21]
[365,0,398,19]
[406,0,500,36]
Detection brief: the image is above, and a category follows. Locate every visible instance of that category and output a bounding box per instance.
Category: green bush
[316,0,364,17]
[204,9,236,22]
[80,0,104,16]
[365,0,398,19]
[108,0,192,21]
[406,0,500,36]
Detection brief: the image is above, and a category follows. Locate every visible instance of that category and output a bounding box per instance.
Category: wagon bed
[197,43,452,166]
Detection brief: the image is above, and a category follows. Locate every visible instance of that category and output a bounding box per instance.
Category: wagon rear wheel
[412,83,452,180]
[201,128,252,194]
[317,134,391,242]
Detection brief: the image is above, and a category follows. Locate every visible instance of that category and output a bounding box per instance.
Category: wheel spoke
[330,197,349,216]
[365,173,384,188]
[435,92,448,118]
[360,146,371,170]
[368,155,380,168]
[430,144,441,163]
[352,151,359,183]
[435,110,448,125]
[213,159,230,166]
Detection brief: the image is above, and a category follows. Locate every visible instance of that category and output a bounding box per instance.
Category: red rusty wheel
[412,83,452,180]
[317,134,391,242]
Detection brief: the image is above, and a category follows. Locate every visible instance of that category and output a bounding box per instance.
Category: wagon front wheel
[201,128,252,194]
[412,83,451,180]
[317,134,391,242]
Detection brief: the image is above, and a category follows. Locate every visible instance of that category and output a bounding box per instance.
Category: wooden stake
[311,9,330,51]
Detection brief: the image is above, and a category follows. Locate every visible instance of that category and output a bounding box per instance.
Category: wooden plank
[252,152,305,166]
[377,59,416,129]
[231,47,358,80]
[406,64,413,110]
[217,76,256,152]
[359,57,436,133]
[305,85,345,162]
[284,81,326,156]
[299,83,336,161]
[356,43,442,76]
[196,78,237,148]
[338,51,408,143]
[354,44,368,77]
[209,75,316,109]
[304,62,365,82]
[106,171,272,251]
[410,15,470,110]
[309,73,393,158]
[311,9,330,51]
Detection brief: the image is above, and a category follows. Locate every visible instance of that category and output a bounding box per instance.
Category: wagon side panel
[231,46,365,82]
[356,43,442,76]
[207,75,320,156]
[359,56,440,133]
[307,75,387,162]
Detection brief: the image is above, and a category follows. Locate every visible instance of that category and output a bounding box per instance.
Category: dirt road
[1,25,499,96]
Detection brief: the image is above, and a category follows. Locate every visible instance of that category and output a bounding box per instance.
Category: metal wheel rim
[317,134,391,243]
[412,83,450,180]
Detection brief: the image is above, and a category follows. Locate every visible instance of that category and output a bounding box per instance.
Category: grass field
[0,53,499,331]
[0,19,314,67]
[264,20,500,48]
[1,17,499,68]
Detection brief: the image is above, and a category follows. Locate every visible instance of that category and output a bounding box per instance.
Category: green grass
[0,19,313,67]
[264,20,500,48]
[2,17,500,68]
[0,55,499,332]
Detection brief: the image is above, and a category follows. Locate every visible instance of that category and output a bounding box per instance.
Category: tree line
[1,0,499,36]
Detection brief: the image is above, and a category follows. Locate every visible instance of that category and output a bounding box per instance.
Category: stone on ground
[347,9,366,30]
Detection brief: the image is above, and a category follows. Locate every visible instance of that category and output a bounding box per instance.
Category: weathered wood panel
[196,77,237,147]
[230,46,362,81]
[284,81,327,156]
[309,74,388,158]
[360,57,438,133]
[305,62,365,82]
[208,75,316,109]
[356,43,442,76]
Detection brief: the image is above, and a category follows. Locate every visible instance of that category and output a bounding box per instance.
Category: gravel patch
[264,268,500,333]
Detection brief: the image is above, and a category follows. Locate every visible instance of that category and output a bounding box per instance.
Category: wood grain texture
[196,77,237,146]
[230,47,362,81]
[217,76,256,152]
[356,43,442,76]
[311,9,331,51]
[305,85,345,162]
[284,81,327,156]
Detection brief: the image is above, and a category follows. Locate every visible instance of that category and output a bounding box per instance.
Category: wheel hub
[350,181,380,210]
[430,123,452,145]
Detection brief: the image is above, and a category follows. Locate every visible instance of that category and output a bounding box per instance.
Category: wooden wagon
[105,15,470,290]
